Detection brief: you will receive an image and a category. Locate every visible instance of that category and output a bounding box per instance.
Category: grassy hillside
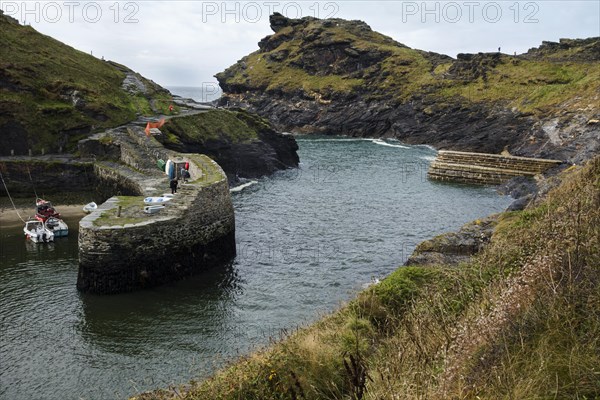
[0,11,173,154]
[136,156,599,399]
[217,14,599,115]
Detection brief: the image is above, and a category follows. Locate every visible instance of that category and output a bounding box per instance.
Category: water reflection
[77,262,242,355]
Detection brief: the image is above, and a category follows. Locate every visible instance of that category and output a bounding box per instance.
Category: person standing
[169,178,178,194]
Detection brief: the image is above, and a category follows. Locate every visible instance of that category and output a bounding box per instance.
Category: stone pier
[77,126,236,294]
[428,150,563,185]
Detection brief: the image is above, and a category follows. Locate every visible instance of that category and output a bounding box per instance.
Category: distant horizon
[2,1,598,87]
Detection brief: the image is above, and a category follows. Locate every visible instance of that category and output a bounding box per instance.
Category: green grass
[217,17,599,114]
[437,58,599,113]
[133,156,600,400]
[160,110,269,146]
[0,14,173,154]
[92,195,148,226]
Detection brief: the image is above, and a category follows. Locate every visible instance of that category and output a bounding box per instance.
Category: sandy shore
[0,204,86,228]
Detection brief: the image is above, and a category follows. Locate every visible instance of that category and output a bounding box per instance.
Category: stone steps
[436,150,561,174]
[428,150,563,185]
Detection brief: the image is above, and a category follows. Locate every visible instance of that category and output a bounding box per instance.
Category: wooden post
[117,206,122,217]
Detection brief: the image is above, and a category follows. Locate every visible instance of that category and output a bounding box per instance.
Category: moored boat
[23,220,55,243]
[83,202,98,213]
[46,216,69,237]
[35,198,61,222]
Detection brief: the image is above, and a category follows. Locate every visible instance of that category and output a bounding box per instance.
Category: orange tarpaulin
[145,118,165,136]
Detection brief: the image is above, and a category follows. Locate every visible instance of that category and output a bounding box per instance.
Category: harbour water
[0,90,512,399]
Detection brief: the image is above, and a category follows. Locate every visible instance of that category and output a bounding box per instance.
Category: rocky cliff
[0,10,299,184]
[157,109,299,183]
[0,10,173,155]
[217,13,599,164]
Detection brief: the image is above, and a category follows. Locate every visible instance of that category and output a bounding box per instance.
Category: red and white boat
[34,199,68,237]
[35,199,61,222]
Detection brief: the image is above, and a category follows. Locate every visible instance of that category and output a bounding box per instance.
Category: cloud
[4,1,598,87]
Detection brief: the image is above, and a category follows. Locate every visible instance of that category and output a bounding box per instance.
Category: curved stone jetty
[428,150,563,185]
[77,126,236,294]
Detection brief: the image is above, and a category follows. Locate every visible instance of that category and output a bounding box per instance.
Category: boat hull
[46,217,69,237]
[23,220,55,243]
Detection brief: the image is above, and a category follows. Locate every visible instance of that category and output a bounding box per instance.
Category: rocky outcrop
[216,13,599,164]
[405,216,498,266]
[157,109,299,184]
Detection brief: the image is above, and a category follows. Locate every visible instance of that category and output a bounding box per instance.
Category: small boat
[45,216,69,237]
[83,202,98,213]
[161,193,175,199]
[144,205,165,214]
[35,198,61,222]
[143,196,172,204]
[23,220,55,243]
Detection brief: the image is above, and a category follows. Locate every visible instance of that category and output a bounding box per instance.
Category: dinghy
[144,205,165,214]
[83,202,98,213]
[143,196,172,204]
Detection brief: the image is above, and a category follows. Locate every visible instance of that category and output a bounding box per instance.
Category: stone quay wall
[0,157,95,195]
[77,127,236,294]
[428,150,563,185]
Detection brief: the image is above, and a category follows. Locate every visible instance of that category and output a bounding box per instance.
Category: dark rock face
[221,92,534,156]
[158,111,299,185]
[0,158,96,195]
[216,14,599,165]
[188,132,299,184]
[0,120,29,156]
[405,216,498,266]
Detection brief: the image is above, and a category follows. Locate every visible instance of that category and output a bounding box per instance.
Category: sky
[2,1,599,88]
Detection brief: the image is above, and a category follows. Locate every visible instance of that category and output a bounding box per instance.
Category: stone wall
[77,126,236,294]
[0,157,95,195]
[428,150,563,185]
[77,178,235,293]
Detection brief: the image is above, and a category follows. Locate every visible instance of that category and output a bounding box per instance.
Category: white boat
[143,196,172,204]
[83,202,98,213]
[45,216,69,237]
[161,193,175,199]
[144,205,165,214]
[23,220,55,243]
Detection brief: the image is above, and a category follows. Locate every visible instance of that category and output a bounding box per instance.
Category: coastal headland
[1,8,598,400]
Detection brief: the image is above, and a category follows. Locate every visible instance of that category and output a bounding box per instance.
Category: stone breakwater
[77,126,236,294]
[428,150,563,185]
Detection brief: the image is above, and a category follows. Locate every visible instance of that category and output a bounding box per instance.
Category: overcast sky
[2,1,599,87]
